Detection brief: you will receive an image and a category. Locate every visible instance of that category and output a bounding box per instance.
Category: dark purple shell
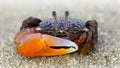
[38,18,87,40]
[39,18,85,30]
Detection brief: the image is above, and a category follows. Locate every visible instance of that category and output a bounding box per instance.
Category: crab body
[38,18,87,40]
[14,11,98,56]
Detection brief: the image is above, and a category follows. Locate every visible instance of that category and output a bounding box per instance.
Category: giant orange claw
[14,28,78,56]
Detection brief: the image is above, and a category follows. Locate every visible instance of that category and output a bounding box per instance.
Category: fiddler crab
[14,11,98,56]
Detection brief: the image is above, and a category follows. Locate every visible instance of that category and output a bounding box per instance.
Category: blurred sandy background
[0,0,120,68]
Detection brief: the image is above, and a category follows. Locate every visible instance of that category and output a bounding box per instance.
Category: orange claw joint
[14,28,78,56]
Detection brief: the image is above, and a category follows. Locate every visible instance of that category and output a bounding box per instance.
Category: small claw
[15,33,78,56]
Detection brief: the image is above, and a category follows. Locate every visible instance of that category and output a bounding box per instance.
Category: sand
[0,0,120,68]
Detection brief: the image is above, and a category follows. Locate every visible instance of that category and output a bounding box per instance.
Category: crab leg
[86,20,98,44]
[79,20,98,55]
[20,17,41,30]
[74,33,87,46]
[80,31,94,55]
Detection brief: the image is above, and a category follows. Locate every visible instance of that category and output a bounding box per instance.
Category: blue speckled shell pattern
[39,18,85,30]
